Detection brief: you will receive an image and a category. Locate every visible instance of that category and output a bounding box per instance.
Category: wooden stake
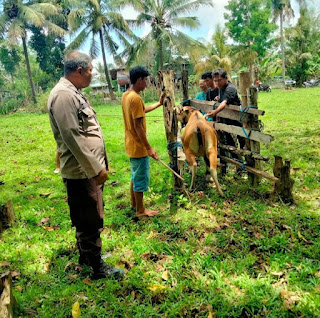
[158,159,184,181]
[0,200,15,235]
[0,271,16,318]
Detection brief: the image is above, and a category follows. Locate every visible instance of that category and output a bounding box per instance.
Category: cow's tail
[196,126,206,147]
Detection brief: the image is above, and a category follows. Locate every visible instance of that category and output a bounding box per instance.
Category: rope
[239,105,258,140]
[167,141,183,152]
[180,98,191,106]
[232,158,248,170]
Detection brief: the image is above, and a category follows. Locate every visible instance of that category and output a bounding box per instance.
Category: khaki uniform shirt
[121,90,148,158]
[48,78,107,179]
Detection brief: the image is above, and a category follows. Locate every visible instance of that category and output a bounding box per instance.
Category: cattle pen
[158,70,294,203]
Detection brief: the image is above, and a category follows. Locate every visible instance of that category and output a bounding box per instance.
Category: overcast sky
[91,0,319,67]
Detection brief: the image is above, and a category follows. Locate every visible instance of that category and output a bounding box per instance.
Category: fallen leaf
[197,191,205,197]
[282,224,292,230]
[162,270,169,281]
[269,219,274,227]
[252,205,257,211]
[28,195,34,200]
[254,232,265,239]
[147,284,166,292]
[68,274,79,280]
[72,301,81,318]
[44,263,50,272]
[0,261,11,267]
[313,201,320,210]
[265,210,272,214]
[193,270,202,279]
[16,286,22,292]
[39,192,52,197]
[297,231,309,243]
[315,271,320,278]
[82,277,93,285]
[42,225,60,231]
[302,186,309,191]
[11,270,20,278]
[280,289,301,309]
[40,217,50,225]
[155,265,164,272]
[271,271,284,277]
[141,252,150,259]
[158,255,173,265]
[35,176,41,182]
[147,231,157,239]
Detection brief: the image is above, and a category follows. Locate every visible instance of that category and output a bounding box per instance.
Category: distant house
[110,68,130,92]
[90,80,108,93]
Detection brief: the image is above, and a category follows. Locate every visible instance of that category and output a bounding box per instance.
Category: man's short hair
[64,51,92,76]
[201,71,213,80]
[130,66,150,84]
[213,68,228,79]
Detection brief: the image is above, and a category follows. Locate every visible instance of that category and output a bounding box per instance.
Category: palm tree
[0,0,66,103]
[122,0,213,70]
[194,26,232,77]
[272,0,307,87]
[67,0,135,100]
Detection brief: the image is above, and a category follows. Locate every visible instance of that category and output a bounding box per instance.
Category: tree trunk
[99,29,116,100]
[22,36,36,104]
[158,38,163,70]
[280,8,286,88]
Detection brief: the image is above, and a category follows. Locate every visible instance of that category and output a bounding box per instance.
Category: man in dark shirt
[206,68,245,165]
[201,71,219,101]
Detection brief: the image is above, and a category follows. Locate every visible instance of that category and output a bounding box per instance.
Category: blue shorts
[130,156,150,192]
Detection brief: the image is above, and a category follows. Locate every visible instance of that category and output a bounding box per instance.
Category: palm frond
[46,21,67,36]
[172,16,199,29]
[7,20,25,43]
[90,35,100,58]
[20,6,45,27]
[67,28,89,50]
[29,3,61,16]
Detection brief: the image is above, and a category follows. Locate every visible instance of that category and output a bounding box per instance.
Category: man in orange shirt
[122,66,164,218]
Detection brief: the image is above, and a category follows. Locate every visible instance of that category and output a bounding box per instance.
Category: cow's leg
[204,155,213,183]
[185,150,197,190]
[207,148,224,197]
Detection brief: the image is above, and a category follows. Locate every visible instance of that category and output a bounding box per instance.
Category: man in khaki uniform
[48,51,123,280]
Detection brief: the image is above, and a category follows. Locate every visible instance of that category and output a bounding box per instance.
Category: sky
[88,0,319,68]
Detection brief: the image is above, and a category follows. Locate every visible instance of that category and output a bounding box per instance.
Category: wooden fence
[159,70,294,203]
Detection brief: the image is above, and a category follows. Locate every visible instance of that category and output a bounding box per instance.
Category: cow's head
[177,106,197,126]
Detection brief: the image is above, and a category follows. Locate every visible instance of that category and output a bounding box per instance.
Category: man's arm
[145,92,165,113]
[133,117,158,160]
[206,100,227,118]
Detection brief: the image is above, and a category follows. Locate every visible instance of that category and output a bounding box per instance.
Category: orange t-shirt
[121,90,148,158]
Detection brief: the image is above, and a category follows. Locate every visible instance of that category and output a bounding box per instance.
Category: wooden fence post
[0,200,15,235]
[273,156,294,203]
[0,271,16,318]
[158,71,184,189]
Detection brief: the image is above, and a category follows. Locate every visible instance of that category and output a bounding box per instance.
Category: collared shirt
[121,90,148,158]
[48,77,106,179]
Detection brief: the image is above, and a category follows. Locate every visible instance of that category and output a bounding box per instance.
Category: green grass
[0,87,320,317]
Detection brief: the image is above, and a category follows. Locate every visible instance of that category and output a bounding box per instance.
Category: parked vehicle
[285,79,296,86]
[302,79,320,87]
[258,83,272,92]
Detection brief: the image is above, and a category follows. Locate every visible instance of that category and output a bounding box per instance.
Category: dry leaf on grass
[82,277,93,285]
[0,261,11,267]
[40,217,50,225]
[271,271,284,277]
[314,271,320,278]
[280,289,301,309]
[11,270,20,278]
[147,284,166,292]
[16,285,22,292]
[297,231,309,243]
[162,270,169,281]
[72,301,81,318]
[42,225,60,231]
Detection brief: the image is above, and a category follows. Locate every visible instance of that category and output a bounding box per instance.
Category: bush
[0,98,20,115]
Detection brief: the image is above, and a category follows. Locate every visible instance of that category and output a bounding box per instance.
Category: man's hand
[206,110,216,118]
[94,168,109,185]
[159,92,165,105]
[147,147,159,160]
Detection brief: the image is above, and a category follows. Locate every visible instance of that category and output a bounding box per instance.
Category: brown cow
[178,106,224,196]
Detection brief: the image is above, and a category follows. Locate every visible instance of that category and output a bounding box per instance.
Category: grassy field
[0,87,319,317]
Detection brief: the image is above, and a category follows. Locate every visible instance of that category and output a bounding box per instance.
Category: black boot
[91,259,124,280]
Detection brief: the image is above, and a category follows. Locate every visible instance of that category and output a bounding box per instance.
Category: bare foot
[136,209,159,218]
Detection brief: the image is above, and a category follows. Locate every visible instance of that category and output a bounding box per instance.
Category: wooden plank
[218,144,269,161]
[190,100,265,116]
[0,271,16,318]
[219,156,279,183]
[215,123,274,144]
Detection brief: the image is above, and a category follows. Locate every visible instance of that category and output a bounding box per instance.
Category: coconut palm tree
[122,0,213,70]
[194,26,232,77]
[67,0,135,100]
[0,0,66,103]
[272,0,307,87]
